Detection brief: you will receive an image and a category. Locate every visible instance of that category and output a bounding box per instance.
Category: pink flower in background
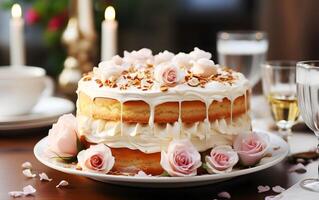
[205,145,239,174]
[234,131,270,166]
[25,8,40,25]
[47,114,78,157]
[47,16,62,31]
[160,139,202,177]
[77,144,115,173]
[154,63,180,86]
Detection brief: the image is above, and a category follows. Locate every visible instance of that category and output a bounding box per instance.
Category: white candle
[101,6,118,61]
[77,0,95,39]
[10,3,25,66]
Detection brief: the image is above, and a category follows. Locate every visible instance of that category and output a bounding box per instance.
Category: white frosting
[172,52,192,69]
[189,47,212,60]
[154,50,174,65]
[77,114,251,153]
[190,58,217,78]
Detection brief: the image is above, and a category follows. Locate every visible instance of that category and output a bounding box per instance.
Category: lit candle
[101,6,118,61]
[10,3,25,66]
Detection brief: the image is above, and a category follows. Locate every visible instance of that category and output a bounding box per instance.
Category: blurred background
[0,0,318,77]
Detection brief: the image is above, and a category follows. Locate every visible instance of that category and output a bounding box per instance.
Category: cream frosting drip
[76,48,251,153]
[77,114,251,153]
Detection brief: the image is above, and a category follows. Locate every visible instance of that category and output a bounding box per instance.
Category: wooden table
[0,127,317,200]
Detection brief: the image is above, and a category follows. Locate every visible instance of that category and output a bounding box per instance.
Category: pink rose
[190,58,217,78]
[48,114,78,157]
[77,144,115,173]
[160,139,202,177]
[205,145,239,174]
[234,131,270,166]
[154,63,180,86]
[25,8,40,25]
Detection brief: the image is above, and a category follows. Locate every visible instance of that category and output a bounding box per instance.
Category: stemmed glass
[217,31,268,87]
[297,61,319,192]
[262,61,299,140]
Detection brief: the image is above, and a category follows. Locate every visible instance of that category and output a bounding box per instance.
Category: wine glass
[297,61,319,192]
[217,31,268,87]
[262,61,299,140]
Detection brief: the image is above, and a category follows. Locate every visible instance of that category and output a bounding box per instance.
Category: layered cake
[76,48,251,175]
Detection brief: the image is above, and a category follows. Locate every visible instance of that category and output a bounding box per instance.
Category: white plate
[34,130,289,188]
[0,97,74,130]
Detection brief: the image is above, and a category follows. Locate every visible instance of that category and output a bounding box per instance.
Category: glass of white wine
[217,31,268,87]
[262,61,299,139]
[297,61,319,192]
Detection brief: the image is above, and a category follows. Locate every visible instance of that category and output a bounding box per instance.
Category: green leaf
[159,171,170,177]
[51,153,77,163]
[202,163,208,171]
[77,137,85,152]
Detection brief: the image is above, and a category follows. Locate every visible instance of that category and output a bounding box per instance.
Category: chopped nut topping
[160,85,168,92]
[187,77,200,87]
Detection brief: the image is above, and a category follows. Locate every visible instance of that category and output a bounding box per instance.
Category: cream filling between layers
[78,114,251,153]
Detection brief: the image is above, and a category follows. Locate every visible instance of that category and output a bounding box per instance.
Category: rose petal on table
[21,161,32,169]
[265,194,283,200]
[257,185,270,193]
[217,191,231,199]
[56,180,69,188]
[23,185,36,196]
[296,158,306,164]
[22,169,36,178]
[134,171,152,177]
[8,191,24,198]
[39,172,52,181]
[272,185,285,193]
[288,163,307,174]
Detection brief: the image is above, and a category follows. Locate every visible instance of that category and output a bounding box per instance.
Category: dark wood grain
[0,129,315,200]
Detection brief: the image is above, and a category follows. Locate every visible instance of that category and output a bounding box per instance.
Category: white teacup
[0,66,54,116]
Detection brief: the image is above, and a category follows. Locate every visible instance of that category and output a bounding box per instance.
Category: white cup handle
[42,76,54,97]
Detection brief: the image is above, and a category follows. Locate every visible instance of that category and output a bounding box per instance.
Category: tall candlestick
[77,0,95,39]
[101,6,118,61]
[10,3,25,66]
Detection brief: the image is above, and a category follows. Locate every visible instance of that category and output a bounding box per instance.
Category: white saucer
[34,130,289,188]
[0,97,74,130]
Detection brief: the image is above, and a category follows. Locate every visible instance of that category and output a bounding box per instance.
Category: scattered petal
[8,191,24,198]
[272,185,285,193]
[21,161,32,169]
[23,185,36,196]
[265,194,283,200]
[39,172,52,181]
[258,185,271,193]
[22,169,36,178]
[218,191,231,199]
[134,171,152,177]
[288,163,307,174]
[296,158,306,164]
[56,180,69,188]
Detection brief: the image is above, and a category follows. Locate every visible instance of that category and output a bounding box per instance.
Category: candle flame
[105,6,115,21]
[11,3,22,18]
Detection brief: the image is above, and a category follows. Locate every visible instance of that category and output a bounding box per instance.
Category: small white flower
[22,169,36,178]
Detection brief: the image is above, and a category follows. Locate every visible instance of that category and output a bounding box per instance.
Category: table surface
[0,125,317,200]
